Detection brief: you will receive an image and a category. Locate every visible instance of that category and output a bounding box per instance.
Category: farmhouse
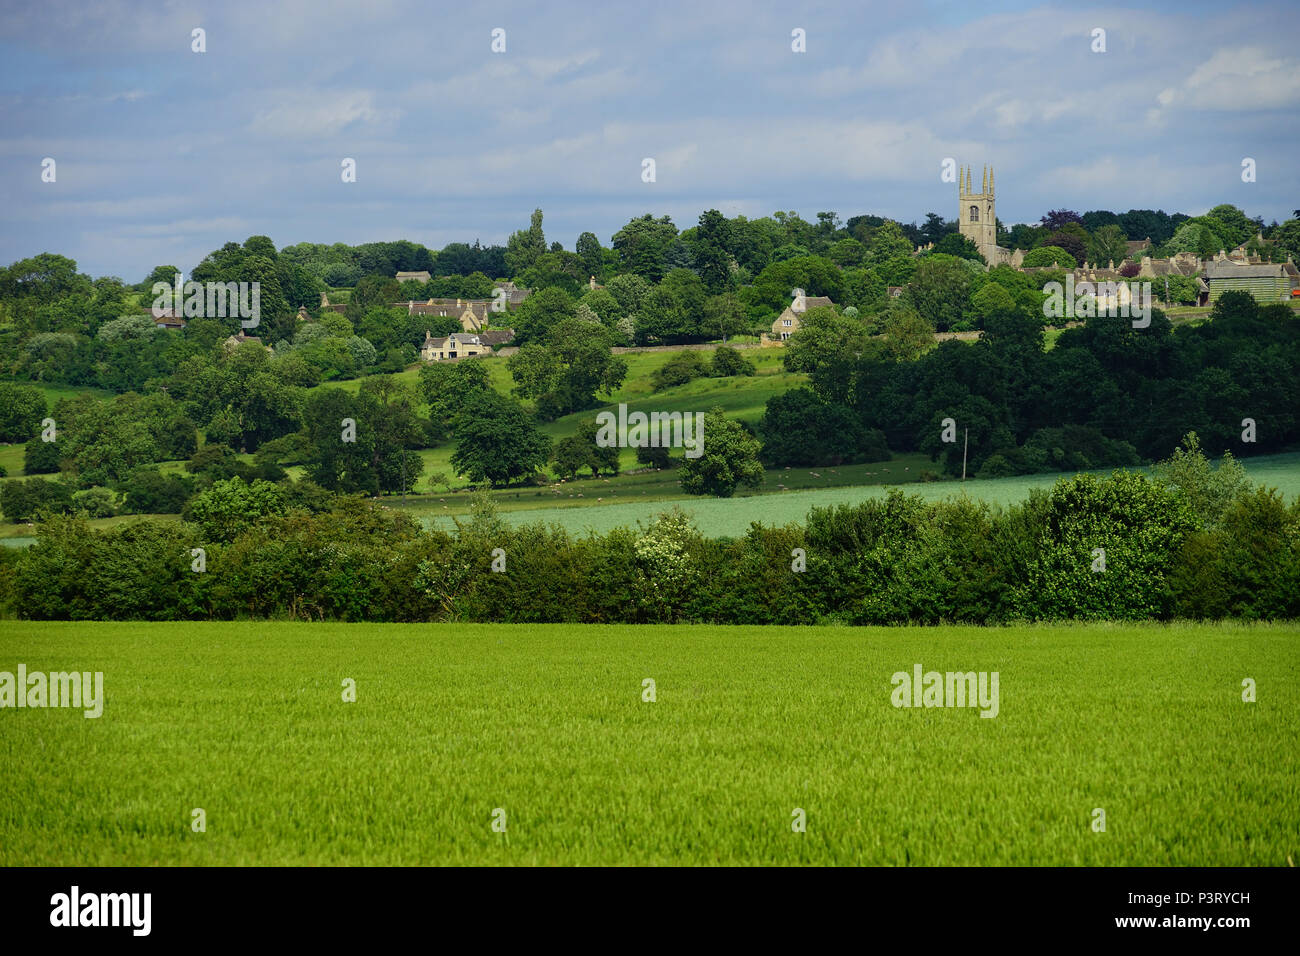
[395,270,431,284]
[764,294,834,344]
[420,329,515,362]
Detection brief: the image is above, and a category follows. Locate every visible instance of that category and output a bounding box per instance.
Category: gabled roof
[1203,261,1287,280]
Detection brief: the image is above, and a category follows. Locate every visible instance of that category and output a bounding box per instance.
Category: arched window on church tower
[969,205,979,222]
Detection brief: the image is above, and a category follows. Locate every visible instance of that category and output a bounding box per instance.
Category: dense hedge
[2,469,1296,624]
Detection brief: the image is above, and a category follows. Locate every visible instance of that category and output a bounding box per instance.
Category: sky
[1,0,1297,281]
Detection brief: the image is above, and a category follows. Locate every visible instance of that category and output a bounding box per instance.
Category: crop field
[1,621,1295,866]
[417,451,1300,539]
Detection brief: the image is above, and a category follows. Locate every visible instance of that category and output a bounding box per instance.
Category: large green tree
[450,391,551,486]
[677,407,764,498]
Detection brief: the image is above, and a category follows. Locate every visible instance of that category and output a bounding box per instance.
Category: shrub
[651,351,709,391]
[710,346,756,377]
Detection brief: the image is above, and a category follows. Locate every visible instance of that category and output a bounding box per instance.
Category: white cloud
[247,90,397,139]
[1153,46,1300,111]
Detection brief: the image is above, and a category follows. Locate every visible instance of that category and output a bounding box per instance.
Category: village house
[395,270,431,284]
[762,294,834,345]
[152,308,185,330]
[496,281,531,307]
[403,298,494,331]
[420,329,515,362]
[223,331,273,354]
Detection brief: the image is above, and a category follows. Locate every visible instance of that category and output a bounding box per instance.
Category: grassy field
[0,621,1294,866]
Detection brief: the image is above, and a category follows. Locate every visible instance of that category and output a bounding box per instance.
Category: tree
[691,209,733,293]
[612,215,679,283]
[552,418,620,478]
[827,237,867,267]
[1152,432,1251,528]
[513,286,576,344]
[184,477,288,543]
[865,221,913,264]
[1021,246,1076,269]
[419,358,491,440]
[930,233,986,264]
[0,383,46,442]
[96,314,159,342]
[1,477,74,523]
[575,231,604,283]
[25,435,64,474]
[1087,224,1128,266]
[118,466,194,514]
[918,213,953,246]
[782,306,867,373]
[137,264,181,293]
[678,408,764,498]
[761,388,884,466]
[703,292,749,341]
[636,443,672,469]
[1039,209,1083,232]
[904,255,975,332]
[1164,221,1224,258]
[450,391,551,486]
[1043,227,1088,266]
[505,209,547,277]
[1204,204,1255,248]
[1269,218,1300,261]
[882,307,935,362]
[300,388,379,494]
[507,319,627,419]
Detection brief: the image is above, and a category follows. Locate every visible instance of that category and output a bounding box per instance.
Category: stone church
[958,165,1021,267]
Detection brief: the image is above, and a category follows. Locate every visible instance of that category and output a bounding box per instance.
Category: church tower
[958,165,997,255]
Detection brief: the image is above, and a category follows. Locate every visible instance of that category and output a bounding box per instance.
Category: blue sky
[1,0,1297,280]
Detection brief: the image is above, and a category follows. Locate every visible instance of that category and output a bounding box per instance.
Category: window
[783,319,792,326]
[969,205,979,222]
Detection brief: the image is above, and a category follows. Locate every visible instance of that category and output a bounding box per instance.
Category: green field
[1,621,1295,866]
[415,451,1300,539]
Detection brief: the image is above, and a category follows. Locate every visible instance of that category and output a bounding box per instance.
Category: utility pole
[962,428,968,481]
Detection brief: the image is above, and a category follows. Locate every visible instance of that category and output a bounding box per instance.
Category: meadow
[1,621,1295,866]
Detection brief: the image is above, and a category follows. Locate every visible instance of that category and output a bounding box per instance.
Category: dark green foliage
[118,466,194,514]
[0,383,46,442]
[761,388,886,467]
[24,436,63,474]
[651,351,709,391]
[450,391,551,486]
[1,477,75,523]
[1,465,1295,622]
[710,346,756,377]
